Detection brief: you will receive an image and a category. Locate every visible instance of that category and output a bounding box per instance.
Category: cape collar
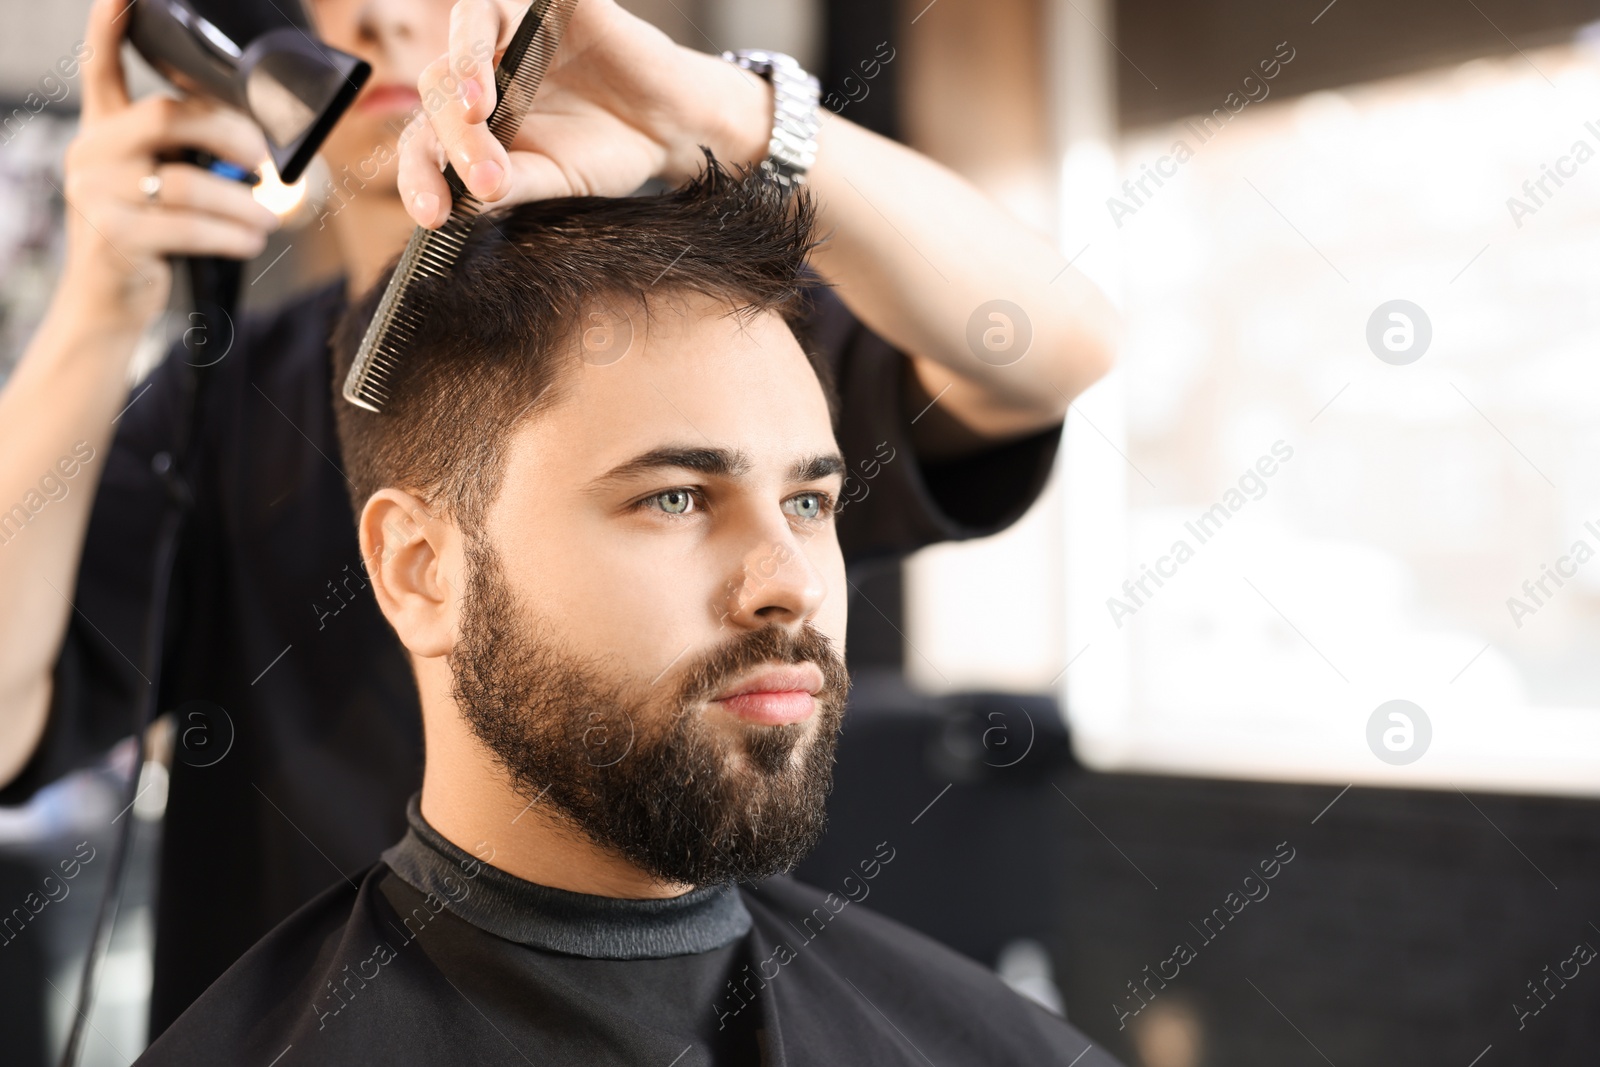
[381,794,752,960]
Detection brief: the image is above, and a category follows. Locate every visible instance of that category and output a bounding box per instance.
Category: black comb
[342,0,577,412]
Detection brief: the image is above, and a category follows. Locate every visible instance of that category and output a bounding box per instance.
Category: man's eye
[784,492,833,520]
[649,489,696,515]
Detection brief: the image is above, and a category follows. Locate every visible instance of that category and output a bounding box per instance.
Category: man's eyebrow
[791,453,847,482]
[585,447,847,491]
[588,447,753,490]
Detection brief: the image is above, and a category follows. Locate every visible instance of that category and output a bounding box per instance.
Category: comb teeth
[341,0,578,413]
[342,210,478,411]
[490,0,576,141]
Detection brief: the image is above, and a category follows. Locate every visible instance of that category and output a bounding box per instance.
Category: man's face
[306,0,456,188]
[448,295,851,885]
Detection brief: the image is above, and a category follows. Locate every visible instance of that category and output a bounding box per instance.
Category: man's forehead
[512,297,835,468]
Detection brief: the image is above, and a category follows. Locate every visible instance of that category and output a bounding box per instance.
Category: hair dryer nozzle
[242,29,369,184]
[128,0,371,185]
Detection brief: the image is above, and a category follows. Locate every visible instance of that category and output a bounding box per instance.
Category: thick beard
[449,539,850,887]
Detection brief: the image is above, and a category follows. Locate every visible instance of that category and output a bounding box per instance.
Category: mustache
[673,624,850,709]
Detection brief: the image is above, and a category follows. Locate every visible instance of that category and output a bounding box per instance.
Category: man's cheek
[574,556,718,662]
[818,547,850,641]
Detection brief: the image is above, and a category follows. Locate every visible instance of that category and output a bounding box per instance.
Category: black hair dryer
[125,0,371,350]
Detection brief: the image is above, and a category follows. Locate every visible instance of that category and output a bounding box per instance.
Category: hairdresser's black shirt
[2,280,1063,1033]
[136,798,1116,1067]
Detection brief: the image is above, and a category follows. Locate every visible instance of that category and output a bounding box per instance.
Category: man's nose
[716,525,829,631]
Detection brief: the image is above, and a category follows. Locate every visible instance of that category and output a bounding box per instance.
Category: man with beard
[0,0,1114,1033]
[134,163,1119,1066]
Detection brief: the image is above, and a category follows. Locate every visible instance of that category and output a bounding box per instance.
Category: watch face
[724,50,819,184]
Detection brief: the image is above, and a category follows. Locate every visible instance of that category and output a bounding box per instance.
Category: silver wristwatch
[720,49,821,190]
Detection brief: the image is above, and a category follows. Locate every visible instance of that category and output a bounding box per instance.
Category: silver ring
[138,172,162,204]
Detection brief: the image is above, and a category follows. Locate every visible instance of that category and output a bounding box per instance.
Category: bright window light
[1062,40,1600,797]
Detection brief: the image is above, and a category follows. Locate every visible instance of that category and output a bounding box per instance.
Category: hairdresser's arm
[0,0,275,788]
[402,0,1115,460]
[800,114,1116,458]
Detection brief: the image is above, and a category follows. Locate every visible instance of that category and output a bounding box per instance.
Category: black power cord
[57,248,240,1067]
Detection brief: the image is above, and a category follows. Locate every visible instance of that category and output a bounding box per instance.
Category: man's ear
[359,489,462,659]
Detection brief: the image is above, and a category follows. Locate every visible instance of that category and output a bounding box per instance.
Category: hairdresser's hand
[398,0,772,227]
[60,0,280,325]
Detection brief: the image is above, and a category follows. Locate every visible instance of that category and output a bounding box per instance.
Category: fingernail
[412,190,440,223]
[463,77,482,109]
[467,159,503,196]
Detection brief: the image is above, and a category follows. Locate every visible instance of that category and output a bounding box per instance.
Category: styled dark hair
[330,157,826,532]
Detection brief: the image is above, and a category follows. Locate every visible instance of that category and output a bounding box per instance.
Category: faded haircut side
[329,156,829,536]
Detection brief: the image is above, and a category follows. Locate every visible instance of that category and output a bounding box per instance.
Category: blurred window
[1064,39,1600,796]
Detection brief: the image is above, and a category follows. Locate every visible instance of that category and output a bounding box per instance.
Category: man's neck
[417,700,694,901]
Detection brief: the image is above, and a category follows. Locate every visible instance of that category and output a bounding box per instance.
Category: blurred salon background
[4,0,1600,1064]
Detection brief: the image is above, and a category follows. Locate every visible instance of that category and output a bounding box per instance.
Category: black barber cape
[0,280,1064,1032]
[137,798,1119,1067]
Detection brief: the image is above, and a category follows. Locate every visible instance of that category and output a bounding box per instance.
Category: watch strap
[721,49,821,190]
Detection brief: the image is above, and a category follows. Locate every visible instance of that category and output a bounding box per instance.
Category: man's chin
[726,719,819,779]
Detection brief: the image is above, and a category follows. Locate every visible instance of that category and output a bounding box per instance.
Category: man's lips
[710,664,824,726]
[357,84,423,115]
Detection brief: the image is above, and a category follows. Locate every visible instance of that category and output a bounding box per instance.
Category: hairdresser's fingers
[398,111,625,225]
[66,156,276,249]
[493,149,583,203]
[500,110,668,201]
[60,193,266,282]
[447,0,523,124]
[103,95,271,173]
[79,0,131,122]
[141,162,282,233]
[396,117,455,228]
[124,209,273,261]
[417,51,509,203]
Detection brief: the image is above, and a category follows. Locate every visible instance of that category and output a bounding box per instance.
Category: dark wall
[823,0,901,140]
[826,0,907,672]
[1115,0,1600,128]
[0,851,47,1065]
